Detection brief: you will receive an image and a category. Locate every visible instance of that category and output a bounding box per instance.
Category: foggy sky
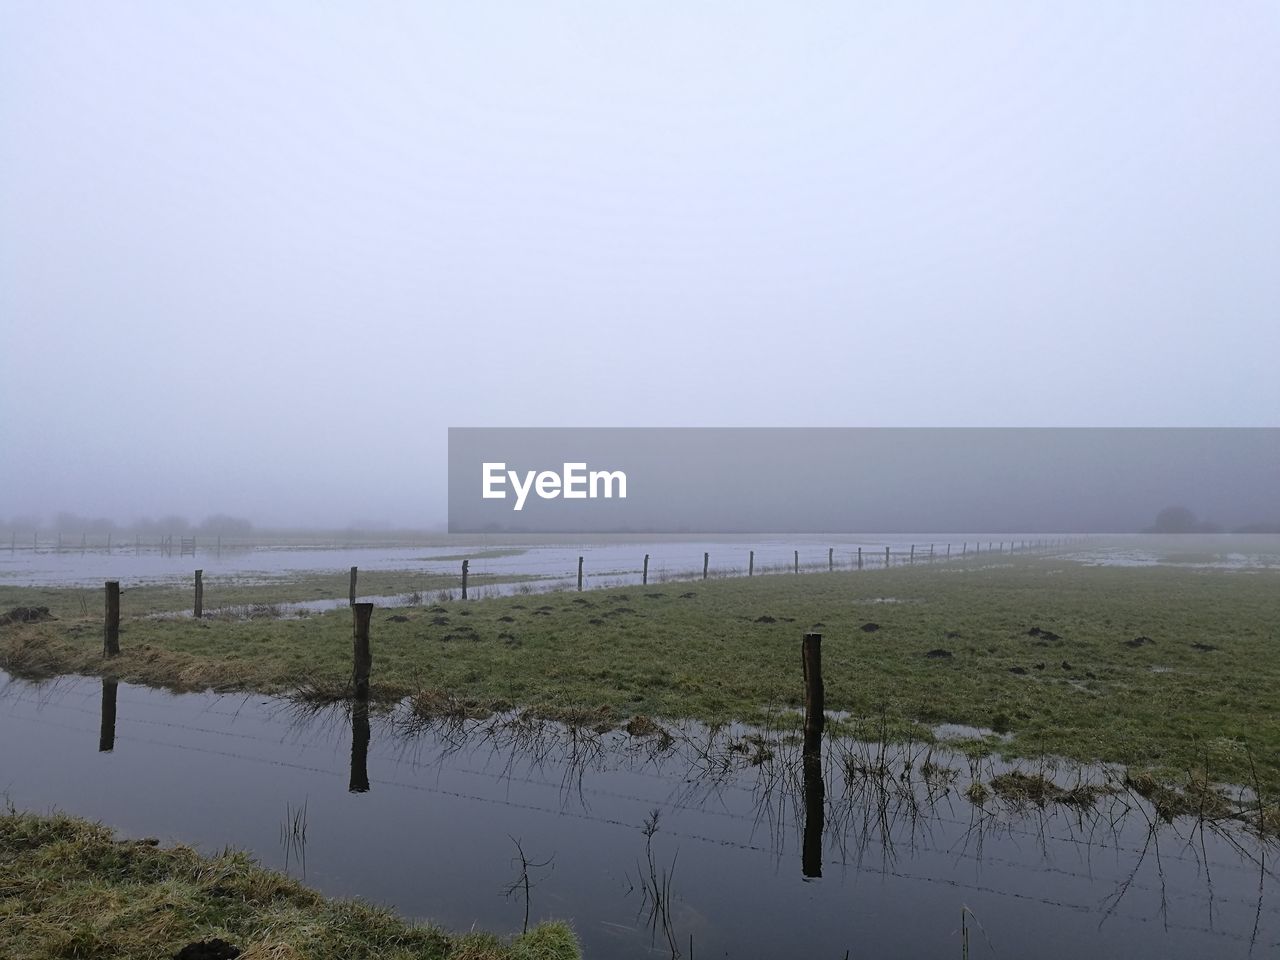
[3,3,1278,528]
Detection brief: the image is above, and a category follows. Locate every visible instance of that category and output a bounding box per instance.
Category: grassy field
[3,555,1278,797]
[0,809,579,960]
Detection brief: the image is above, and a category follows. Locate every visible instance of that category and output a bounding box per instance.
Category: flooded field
[1,533,1083,594]
[2,671,1275,958]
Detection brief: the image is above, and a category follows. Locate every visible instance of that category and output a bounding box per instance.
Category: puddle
[0,671,1275,958]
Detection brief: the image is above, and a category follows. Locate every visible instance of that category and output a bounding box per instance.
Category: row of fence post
[99,536,1084,629]
[457,538,1081,594]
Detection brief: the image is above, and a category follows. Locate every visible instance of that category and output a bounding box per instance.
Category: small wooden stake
[643,554,649,585]
[857,546,862,570]
[349,566,358,606]
[828,547,833,572]
[577,556,584,592]
[885,546,890,567]
[461,560,469,599]
[703,552,709,580]
[794,550,799,574]
[910,544,915,564]
[194,570,203,619]
[104,581,120,657]
[749,550,754,577]
[352,602,374,700]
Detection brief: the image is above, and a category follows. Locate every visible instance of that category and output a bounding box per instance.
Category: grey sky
[2,2,1278,527]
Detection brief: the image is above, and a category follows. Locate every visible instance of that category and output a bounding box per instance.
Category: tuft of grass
[0,810,580,960]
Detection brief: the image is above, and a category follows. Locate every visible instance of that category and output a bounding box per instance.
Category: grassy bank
[3,556,1278,794]
[0,809,580,960]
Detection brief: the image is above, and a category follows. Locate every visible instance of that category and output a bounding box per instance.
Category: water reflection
[98,678,117,752]
[349,700,371,793]
[1,673,1274,960]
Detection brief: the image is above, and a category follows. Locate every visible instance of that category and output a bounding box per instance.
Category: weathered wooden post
[194,570,203,619]
[703,552,709,580]
[577,556,584,592]
[857,546,862,570]
[885,546,890,568]
[352,602,374,700]
[794,550,799,574]
[81,532,86,555]
[801,633,825,880]
[828,547,833,572]
[349,566,358,606]
[104,581,120,657]
[962,541,967,555]
[749,550,754,576]
[802,633,825,749]
[947,543,951,558]
[135,534,140,556]
[642,554,649,585]
[930,543,935,561]
[910,544,915,564]
[99,679,118,753]
[461,560,469,599]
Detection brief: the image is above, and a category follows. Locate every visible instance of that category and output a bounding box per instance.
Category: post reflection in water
[98,679,118,753]
[349,699,371,793]
[802,744,825,879]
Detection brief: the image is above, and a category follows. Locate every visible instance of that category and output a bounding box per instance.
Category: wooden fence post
[703,552,709,580]
[643,554,649,586]
[461,560,468,599]
[794,550,799,574]
[349,566,358,606]
[749,550,754,577]
[885,546,890,568]
[857,547,862,570]
[947,543,951,557]
[802,633,825,749]
[194,570,203,619]
[352,602,374,700]
[828,547,833,572]
[104,581,120,657]
[910,544,915,565]
[577,556,584,592]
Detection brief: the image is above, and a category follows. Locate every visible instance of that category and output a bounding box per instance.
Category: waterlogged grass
[0,809,580,960]
[3,557,1278,794]
[0,569,537,620]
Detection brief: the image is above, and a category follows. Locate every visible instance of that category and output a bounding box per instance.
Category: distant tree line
[1143,506,1280,535]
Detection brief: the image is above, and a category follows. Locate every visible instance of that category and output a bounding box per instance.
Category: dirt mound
[924,648,953,659]
[174,940,241,960]
[1027,626,1061,642]
[0,606,56,626]
[859,622,880,633]
[1124,636,1155,648]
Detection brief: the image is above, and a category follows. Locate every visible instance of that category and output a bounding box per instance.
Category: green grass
[0,809,580,960]
[3,557,1279,794]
